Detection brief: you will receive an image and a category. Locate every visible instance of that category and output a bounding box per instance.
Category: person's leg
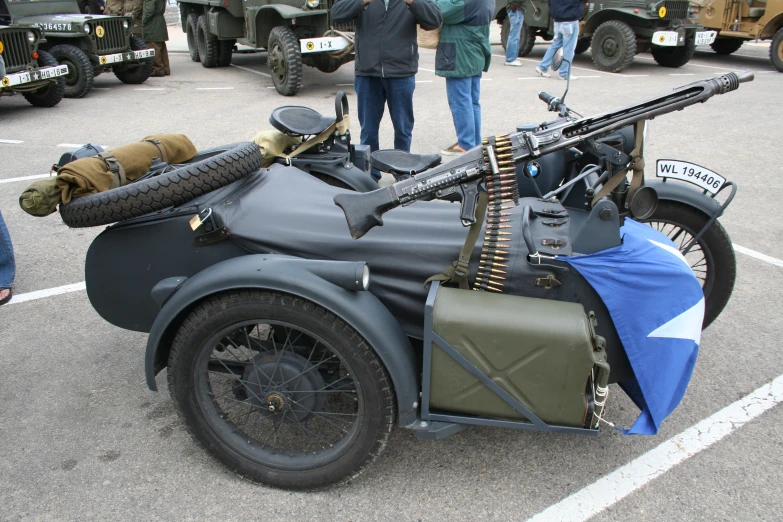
[470,74,482,148]
[150,42,165,76]
[354,75,386,179]
[538,23,565,71]
[505,9,524,63]
[0,211,16,303]
[384,76,416,152]
[162,41,171,75]
[446,77,475,151]
[559,21,579,78]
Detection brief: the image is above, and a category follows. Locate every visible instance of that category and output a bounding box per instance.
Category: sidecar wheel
[59,141,262,228]
[638,200,736,329]
[167,290,396,489]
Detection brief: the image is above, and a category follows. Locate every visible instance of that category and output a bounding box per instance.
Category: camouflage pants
[105,0,144,37]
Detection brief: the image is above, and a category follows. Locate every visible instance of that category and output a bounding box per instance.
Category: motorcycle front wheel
[637,200,736,329]
[167,290,396,489]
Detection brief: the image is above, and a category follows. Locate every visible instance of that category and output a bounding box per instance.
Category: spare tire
[60,141,262,228]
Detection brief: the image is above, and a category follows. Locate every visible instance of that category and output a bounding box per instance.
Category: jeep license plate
[300,37,350,54]
[35,65,69,80]
[652,31,679,47]
[132,49,155,60]
[695,31,717,46]
[656,160,726,194]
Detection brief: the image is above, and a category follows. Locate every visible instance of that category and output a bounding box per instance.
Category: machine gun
[334,71,753,240]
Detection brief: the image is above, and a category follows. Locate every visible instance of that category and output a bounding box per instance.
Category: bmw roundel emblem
[526,161,541,178]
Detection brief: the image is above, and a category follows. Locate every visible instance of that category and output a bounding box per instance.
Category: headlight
[26,31,35,43]
[122,20,130,29]
[84,23,91,33]
[306,0,320,8]
[361,264,370,290]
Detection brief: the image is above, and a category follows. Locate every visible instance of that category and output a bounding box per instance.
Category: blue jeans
[505,8,525,63]
[539,21,579,78]
[0,210,15,289]
[354,75,416,180]
[446,74,482,150]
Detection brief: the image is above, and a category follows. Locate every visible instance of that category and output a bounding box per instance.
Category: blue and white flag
[566,219,705,435]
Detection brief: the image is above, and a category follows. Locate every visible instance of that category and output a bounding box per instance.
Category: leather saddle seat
[371,149,442,178]
[270,106,334,136]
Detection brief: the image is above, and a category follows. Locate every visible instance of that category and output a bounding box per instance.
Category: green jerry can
[428,285,610,428]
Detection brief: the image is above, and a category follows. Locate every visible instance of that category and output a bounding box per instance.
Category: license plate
[656,160,726,194]
[1,65,68,87]
[35,65,68,80]
[300,36,350,54]
[133,49,155,59]
[695,30,717,46]
[100,49,155,65]
[652,31,679,47]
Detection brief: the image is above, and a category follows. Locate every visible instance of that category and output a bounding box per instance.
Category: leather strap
[98,152,126,188]
[144,138,169,163]
[591,120,646,208]
[284,116,346,162]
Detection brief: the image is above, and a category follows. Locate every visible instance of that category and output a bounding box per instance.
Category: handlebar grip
[736,70,754,84]
[538,92,557,105]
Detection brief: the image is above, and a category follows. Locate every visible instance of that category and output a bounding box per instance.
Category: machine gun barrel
[334,71,753,240]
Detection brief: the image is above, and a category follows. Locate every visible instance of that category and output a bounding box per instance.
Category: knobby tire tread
[197,15,219,68]
[592,21,636,73]
[22,51,65,107]
[49,44,94,98]
[113,35,153,84]
[187,13,201,62]
[269,26,302,96]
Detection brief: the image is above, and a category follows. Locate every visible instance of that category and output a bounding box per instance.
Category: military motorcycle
[70,61,752,488]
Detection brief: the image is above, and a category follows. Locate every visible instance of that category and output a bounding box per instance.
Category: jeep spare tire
[59,142,263,228]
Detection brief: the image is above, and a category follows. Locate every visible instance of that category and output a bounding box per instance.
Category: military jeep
[6,0,154,98]
[496,0,717,72]
[177,0,355,96]
[0,23,67,107]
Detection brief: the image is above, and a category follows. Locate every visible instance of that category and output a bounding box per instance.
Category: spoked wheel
[167,291,395,489]
[637,200,736,329]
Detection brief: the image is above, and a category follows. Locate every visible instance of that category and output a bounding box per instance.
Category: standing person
[106,0,144,37]
[331,0,442,180]
[77,0,105,15]
[504,1,525,67]
[433,0,493,156]
[143,0,170,77]
[534,0,583,80]
[0,211,15,306]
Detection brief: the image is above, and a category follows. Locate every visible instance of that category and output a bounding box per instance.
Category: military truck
[496,0,717,72]
[177,0,355,95]
[695,0,783,72]
[0,23,67,107]
[6,0,154,98]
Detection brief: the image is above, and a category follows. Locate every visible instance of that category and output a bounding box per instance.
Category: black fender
[293,155,380,193]
[645,178,721,217]
[144,254,420,427]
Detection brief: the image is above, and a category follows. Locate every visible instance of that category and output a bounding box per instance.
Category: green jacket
[142,0,168,42]
[432,0,493,78]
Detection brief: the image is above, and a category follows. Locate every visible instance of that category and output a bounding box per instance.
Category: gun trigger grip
[458,183,480,226]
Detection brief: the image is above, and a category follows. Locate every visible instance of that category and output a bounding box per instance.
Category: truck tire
[500,17,536,57]
[652,37,696,68]
[771,28,783,72]
[591,21,636,72]
[49,44,94,98]
[113,35,154,84]
[710,37,743,55]
[187,12,200,62]
[268,26,302,96]
[59,142,263,228]
[22,51,66,107]
[197,15,220,68]
[574,37,591,55]
[217,39,235,67]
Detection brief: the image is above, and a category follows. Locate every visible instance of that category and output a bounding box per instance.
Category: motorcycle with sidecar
[62,58,752,488]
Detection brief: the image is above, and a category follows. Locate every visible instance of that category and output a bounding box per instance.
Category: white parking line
[527,374,783,522]
[492,54,649,77]
[195,87,235,90]
[733,244,783,268]
[336,83,354,86]
[418,67,435,72]
[757,71,778,74]
[518,77,548,80]
[6,282,86,306]
[91,87,111,91]
[231,64,272,78]
[0,139,24,144]
[0,173,50,185]
[635,55,736,72]
[415,80,433,83]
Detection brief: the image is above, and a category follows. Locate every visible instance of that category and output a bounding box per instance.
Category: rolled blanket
[56,134,197,204]
[252,130,302,168]
[18,178,61,217]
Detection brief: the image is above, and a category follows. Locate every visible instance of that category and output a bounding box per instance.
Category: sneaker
[505,60,523,67]
[534,66,551,77]
[441,143,467,156]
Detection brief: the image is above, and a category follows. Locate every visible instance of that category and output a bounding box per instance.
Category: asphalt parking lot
[1,27,782,521]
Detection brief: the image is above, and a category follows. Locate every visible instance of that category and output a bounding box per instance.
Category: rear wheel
[500,17,536,57]
[637,200,736,328]
[771,28,783,72]
[113,35,154,84]
[49,44,94,98]
[652,37,696,68]
[197,14,219,68]
[574,38,591,55]
[167,291,396,489]
[710,37,743,55]
[22,51,66,107]
[268,26,302,96]
[186,12,200,62]
[591,21,636,72]
[217,39,235,67]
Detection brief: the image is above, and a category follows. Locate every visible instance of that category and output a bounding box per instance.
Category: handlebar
[539,91,567,115]
[538,91,557,105]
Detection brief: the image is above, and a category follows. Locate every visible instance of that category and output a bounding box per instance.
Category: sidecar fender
[646,179,721,217]
[144,254,420,427]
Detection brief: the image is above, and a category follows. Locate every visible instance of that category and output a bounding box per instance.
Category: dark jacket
[77,0,104,15]
[332,0,442,78]
[142,0,168,42]
[433,0,492,78]
[549,0,584,22]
